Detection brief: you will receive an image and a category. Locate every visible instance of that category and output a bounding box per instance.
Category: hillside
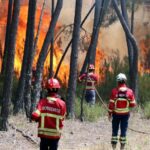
[0,112,150,150]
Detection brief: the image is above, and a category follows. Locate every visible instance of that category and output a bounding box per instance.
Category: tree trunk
[80,0,110,74]
[34,0,46,51]
[30,0,63,115]
[24,0,37,118]
[0,0,20,131]
[112,0,139,99]
[131,0,135,34]
[1,0,13,75]
[90,0,102,64]
[13,0,37,114]
[49,0,55,78]
[120,0,134,89]
[66,0,82,118]
[54,3,95,78]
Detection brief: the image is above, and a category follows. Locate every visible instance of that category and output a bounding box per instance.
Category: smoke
[0,0,149,65]
[99,22,128,60]
[97,5,150,61]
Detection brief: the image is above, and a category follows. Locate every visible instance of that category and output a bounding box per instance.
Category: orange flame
[139,38,150,75]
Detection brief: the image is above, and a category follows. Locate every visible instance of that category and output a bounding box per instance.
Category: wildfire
[0,3,107,86]
[139,37,150,75]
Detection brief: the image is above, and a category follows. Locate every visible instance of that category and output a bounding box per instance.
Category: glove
[108,113,112,122]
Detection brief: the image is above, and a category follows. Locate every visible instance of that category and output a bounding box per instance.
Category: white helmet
[116,73,127,82]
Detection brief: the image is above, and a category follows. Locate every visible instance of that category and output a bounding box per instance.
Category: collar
[117,83,128,92]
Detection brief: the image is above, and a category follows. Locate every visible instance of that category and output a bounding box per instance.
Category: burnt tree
[81,0,110,74]
[23,0,37,118]
[55,3,96,78]
[31,0,63,115]
[1,0,13,75]
[0,0,20,131]
[49,0,55,78]
[66,0,82,118]
[13,0,37,115]
[112,0,139,99]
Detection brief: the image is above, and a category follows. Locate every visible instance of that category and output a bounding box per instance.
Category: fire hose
[82,75,150,135]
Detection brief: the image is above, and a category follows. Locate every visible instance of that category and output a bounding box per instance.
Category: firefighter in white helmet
[108,73,136,150]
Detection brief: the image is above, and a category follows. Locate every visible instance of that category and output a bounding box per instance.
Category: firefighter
[32,78,66,150]
[108,73,136,150]
[79,64,98,105]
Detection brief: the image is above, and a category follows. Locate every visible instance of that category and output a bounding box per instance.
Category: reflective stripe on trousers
[111,114,129,144]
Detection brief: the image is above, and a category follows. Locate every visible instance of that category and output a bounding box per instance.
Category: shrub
[139,74,150,104]
[143,102,150,119]
[75,98,107,122]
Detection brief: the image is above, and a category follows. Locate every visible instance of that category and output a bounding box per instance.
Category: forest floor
[0,112,150,150]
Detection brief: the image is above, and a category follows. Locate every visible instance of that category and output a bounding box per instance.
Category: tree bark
[1,0,13,75]
[49,0,55,78]
[23,0,37,118]
[112,0,139,99]
[80,0,110,74]
[13,0,37,114]
[66,0,82,118]
[30,0,63,115]
[131,0,135,34]
[90,0,102,64]
[120,0,134,89]
[34,0,46,51]
[0,0,20,131]
[54,3,95,78]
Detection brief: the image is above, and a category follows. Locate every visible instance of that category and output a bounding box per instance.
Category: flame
[95,48,106,83]
[0,4,67,82]
[0,3,108,86]
[139,37,150,75]
[0,1,150,87]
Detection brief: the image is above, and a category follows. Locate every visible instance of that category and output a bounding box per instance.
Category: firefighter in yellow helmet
[32,78,66,150]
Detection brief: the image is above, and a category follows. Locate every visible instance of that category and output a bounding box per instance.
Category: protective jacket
[79,72,98,90]
[108,84,136,115]
[32,93,66,139]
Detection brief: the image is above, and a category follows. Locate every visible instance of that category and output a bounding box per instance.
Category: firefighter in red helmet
[32,78,66,150]
[79,64,98,105]
[108,73,136,150]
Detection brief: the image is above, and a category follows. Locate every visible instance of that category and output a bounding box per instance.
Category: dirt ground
[0,112,150,150]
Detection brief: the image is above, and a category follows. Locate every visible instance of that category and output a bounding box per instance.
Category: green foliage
[98,52,129,102]
[143,102,150,119]
[75,98,107,122]
[126,0,143,12]
[139,74,150,104]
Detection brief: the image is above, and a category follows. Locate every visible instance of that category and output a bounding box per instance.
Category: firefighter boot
[112,144,117,150]
[120,143,125,150]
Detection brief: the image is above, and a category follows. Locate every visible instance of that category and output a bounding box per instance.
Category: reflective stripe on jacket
[108,84,136,115]
[32,95,66,139]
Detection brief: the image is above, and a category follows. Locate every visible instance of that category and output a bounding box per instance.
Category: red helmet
[46,78,61,89]
[89,64,95,70]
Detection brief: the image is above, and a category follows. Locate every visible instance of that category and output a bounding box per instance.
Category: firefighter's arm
[129,90,136,108]
[108,90,115,121]
[62,103,67,119]
[78,74,86,82]
[31,102,41,122]
[108,100,114,122]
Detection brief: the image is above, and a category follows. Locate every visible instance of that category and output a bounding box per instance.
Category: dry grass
[0,113,150,150]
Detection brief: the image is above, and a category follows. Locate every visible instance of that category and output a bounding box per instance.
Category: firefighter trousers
[40,138,59,150]
[111,113,130,144]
